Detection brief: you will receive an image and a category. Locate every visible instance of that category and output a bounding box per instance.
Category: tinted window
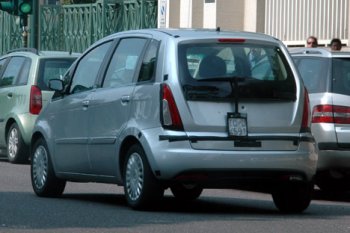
[103,38,147,88]
[70,41,112,94]
[332,58,350,95]
[178,42,296,101]
[293,57,330,93]
[0,57,26,87]
[16,58,31,85]
[138,39,159,82]
[0,58,7,75]
[38,58,76,90]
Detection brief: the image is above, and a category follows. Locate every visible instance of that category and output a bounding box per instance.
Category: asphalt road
[1,159,350,233]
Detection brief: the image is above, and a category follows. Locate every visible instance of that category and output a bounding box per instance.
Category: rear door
[177,39,302,151]
[87,37,149,176]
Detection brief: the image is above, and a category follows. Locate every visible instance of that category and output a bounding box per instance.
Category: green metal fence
[0,0,158,55]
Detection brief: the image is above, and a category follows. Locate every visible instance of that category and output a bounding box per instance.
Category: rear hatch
[173,39,305,151]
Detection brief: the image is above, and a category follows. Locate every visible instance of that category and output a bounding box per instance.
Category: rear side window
[37,58,76,91]
[332,58,350,95]
[178,42,296,101]
[293,57,330,93]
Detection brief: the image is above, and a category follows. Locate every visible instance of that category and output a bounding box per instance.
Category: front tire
[31,137,66,197]
[272,182,313,213]
[7,123,28,164]
[123,144,164,209]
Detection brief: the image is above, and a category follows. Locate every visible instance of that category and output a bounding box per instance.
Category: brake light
[161,84,184,130]
[218,38,246,43]
[30,85,42,115]
[312,105,350,124]
[301,88,310,132]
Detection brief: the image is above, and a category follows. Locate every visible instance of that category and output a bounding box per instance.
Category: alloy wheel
[125,152,144,201]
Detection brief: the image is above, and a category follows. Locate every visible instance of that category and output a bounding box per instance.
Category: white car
[30,29,317,213]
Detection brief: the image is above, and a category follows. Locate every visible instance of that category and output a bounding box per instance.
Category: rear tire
[31,137,66,197]
[123,144,164,209]
[272,182,313,213]
[7,123,29,164]
[170,183,203,201]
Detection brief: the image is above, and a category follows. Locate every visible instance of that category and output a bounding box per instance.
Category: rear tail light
[301,88,311,132]
[161,84,184,131]
[30,85,42,115]
[312,104,350,124]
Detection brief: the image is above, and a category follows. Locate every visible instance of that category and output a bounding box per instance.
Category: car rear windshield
[38,58,76,91]
[293,57,330,93]
[178,41,296,101]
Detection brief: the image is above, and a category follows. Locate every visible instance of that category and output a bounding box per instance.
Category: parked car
[30,29,317,213]
[0,48,79,163]
[291,48,350,191]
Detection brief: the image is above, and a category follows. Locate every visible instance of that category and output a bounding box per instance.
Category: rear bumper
[141,128,318,183]
[317,146,350,171]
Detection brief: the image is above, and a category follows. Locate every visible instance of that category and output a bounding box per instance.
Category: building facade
[158,0,350,48]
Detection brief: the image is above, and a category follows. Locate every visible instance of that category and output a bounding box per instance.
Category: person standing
[306,36,318,48]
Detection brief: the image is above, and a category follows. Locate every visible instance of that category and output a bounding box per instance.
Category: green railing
[0,0,158,55]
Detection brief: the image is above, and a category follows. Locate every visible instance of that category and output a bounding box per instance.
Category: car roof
[289,47,350,58]
[3,48,80,58]
[99,28,282,45]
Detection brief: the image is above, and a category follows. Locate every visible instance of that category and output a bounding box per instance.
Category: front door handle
[121,95,130,103]
[82,100,90,107]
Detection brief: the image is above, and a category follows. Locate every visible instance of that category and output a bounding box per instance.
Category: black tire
[31,137,66,197]
[316,171,350,192]
[123,144,164,209]
[7,123,29,164]
[272,182,313,213]
[170,183,203,201]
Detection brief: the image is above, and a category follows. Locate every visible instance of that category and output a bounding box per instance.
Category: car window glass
[137,39,159,82]
[16,58,31,85]
[178,42,295,101]
[332,58,350,95]
[294,57,329,93]
[70,41,112,94]
[38,58,76,91]
[103,38,147,88]
[0,58,7,76]
[0,57,26,87]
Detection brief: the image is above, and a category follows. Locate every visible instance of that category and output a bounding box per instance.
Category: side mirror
[48,79,64,92]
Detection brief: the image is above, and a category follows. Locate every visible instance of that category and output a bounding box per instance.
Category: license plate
[227,113,247,137]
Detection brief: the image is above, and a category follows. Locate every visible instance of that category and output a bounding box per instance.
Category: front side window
[69,41,112,94]
[103,38,147,88]
[0,57,26,87]
[178,41,296,101]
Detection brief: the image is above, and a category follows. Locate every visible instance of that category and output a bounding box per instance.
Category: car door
[50,41,113,174]
[0,57,28,148]
[87,37,149,176]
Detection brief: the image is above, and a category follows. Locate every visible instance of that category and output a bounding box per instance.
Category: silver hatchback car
[291,48,350,191]
[30,29,317,213]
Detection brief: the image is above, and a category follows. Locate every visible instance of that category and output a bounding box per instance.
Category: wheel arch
[119,136,141,179]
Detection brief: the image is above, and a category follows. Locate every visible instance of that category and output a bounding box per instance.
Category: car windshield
[38,58,76,91]
[178,42,296,101]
